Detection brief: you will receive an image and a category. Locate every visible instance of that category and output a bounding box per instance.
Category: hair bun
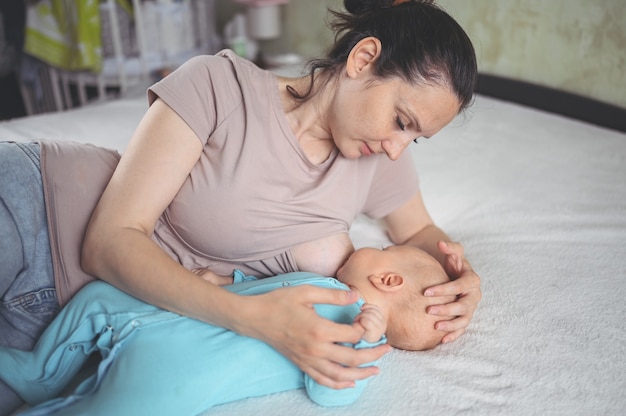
[344,0,394,15]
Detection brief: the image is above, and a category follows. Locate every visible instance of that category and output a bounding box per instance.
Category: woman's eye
[396,116,406,131]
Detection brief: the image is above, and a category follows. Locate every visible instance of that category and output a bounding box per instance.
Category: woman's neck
[277,75,336,165]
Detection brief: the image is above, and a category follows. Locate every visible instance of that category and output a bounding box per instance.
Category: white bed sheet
[1,92,625,416]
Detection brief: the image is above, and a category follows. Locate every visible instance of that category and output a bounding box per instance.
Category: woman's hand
[190,268,234,286]
[235,285,391,389]
[424,240,482,343]
[353,303,387,343]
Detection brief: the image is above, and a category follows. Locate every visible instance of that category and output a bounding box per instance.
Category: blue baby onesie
[0,272,385,415]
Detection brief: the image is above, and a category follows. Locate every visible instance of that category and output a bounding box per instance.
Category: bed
[1,79,625,415]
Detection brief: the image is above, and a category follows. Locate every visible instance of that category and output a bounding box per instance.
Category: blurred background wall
[217,0,625,108]
[4,0,623,119]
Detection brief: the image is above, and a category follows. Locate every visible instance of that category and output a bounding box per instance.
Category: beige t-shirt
[40,140,121,306]
[41,50,419,306]
[146,50,419,275]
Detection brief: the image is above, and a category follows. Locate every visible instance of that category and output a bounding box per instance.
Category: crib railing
[21,0,220,114]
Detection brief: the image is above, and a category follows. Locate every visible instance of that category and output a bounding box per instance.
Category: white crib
[21,0,220,114]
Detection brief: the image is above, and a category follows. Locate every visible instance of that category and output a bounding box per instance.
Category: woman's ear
[369,272,405,292]
[346,36,382,78]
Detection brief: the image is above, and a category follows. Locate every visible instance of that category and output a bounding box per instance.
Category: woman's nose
[382,136,412,161]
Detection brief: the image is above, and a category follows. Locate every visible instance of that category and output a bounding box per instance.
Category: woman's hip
[0,141,58,350]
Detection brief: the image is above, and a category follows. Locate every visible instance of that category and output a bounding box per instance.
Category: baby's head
[336,245,455,351]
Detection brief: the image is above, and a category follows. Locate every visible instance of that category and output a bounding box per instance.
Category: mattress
[1,87,624,415]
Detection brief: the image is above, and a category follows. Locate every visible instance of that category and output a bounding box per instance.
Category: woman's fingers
[300,284,362,307]
[427,297,466,317]
[306,342,388,382]
[274,320,390,388]
[425,264,481,298]
[190,268,234,285]
[300,345,386,389]
[426,278,481,317]
[434,313,471,332]
[437,240,473,279]
[441,328,465,344]
[438,240,464,257]
[423,243,482,339]
[243,285,392,389]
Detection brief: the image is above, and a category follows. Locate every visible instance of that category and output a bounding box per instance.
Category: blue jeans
[0,141,59,414]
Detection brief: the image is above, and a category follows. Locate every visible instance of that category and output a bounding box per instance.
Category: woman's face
[328,74,460,160]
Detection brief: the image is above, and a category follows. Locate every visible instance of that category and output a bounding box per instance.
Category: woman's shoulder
[176,49,268,84]
[147,50,273,143]
[148,50,272,116]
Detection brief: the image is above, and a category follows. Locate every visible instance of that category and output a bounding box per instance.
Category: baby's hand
[191,268,234,286]
[353,303,386,343]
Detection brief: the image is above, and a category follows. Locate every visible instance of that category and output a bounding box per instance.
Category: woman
[0,0,481,412]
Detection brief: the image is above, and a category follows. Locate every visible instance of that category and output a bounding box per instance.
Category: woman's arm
[81,99,388,388]
[82,98,226,318]
[382,191,482,343]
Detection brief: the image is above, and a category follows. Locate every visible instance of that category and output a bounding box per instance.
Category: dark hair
[288,0,477,111]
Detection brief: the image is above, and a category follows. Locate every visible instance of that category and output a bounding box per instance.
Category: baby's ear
[369,272,404,292]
